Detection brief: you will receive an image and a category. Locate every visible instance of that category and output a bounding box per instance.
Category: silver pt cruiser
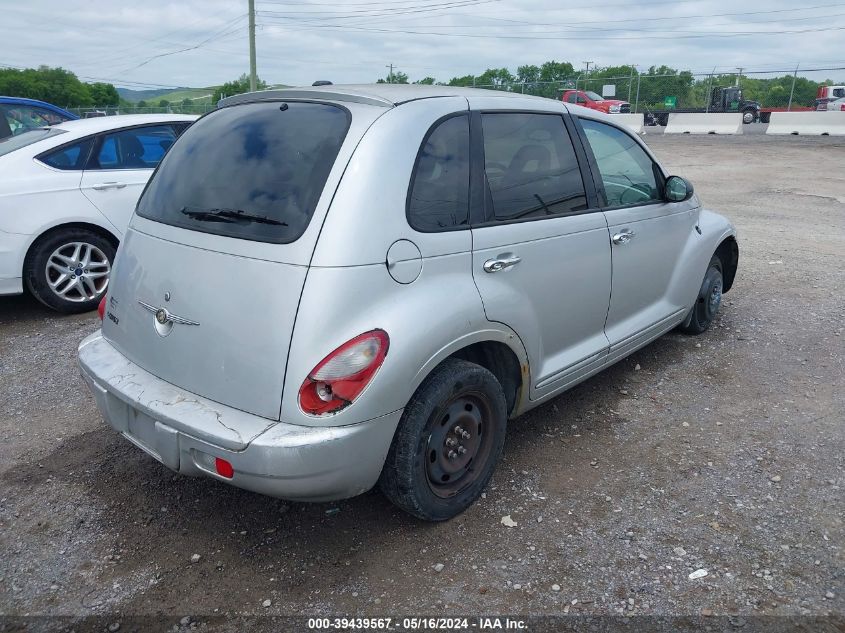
[78,85,738,521]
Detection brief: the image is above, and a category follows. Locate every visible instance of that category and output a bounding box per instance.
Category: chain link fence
[65,104,215,118]
[468,67,845,115]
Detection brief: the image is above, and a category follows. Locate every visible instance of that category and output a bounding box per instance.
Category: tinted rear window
[136,101,350,244]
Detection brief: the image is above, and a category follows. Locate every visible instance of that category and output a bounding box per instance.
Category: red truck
[561,90,631,114]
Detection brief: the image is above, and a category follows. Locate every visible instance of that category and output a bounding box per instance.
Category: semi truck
[645,86,760,126]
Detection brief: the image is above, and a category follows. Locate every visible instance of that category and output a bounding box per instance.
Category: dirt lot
[1,134,843,631]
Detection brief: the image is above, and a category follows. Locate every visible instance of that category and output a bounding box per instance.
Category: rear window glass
[137,102,350,244]
[0,128,65,157]
[39,138,93,170]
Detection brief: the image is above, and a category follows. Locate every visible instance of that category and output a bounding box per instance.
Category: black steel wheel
[379,358,507,521]
[679,255,723,335]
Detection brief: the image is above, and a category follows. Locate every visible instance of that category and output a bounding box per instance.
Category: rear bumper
[78,331,402,502]
[0,229,29,296]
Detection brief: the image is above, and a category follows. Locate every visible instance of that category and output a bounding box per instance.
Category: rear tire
[678,255,723,335]
[742,110,756,124]
[24,228,115,314]
[379,358,507,521]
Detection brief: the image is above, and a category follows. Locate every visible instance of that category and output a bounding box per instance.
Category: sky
[3,0,845,90]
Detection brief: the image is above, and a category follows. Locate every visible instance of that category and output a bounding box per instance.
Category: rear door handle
[483,256,521,273]
[611,229,635,245]
[91,182,127,190]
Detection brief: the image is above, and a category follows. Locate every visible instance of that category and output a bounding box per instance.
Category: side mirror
[665,175,695,202]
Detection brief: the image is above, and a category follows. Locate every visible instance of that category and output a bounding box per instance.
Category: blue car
[0,96,78,140]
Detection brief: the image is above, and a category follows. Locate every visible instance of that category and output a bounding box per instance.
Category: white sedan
[0,114,197,312]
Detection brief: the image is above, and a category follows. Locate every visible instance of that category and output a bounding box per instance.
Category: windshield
[585,91,604,101]
[137,101,351,244]
[0,127,65,157]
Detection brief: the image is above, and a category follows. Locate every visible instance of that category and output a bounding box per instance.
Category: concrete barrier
[664,113,743,135]
[612,113,645,135]
[766,111,845,136]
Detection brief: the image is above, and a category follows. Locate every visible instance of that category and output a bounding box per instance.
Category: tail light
[298,329,389,415]
[97,295,106,320]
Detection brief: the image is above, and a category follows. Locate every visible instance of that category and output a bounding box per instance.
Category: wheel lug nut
[461,431,471,439]
[457,446,467,455]
[445,437,458,447]
[447,450,457,460]
[454,425,465,435]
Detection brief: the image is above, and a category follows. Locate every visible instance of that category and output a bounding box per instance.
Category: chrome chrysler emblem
[138,301,200,326]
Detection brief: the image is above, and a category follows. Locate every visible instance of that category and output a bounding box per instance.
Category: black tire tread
[379,358,507,521]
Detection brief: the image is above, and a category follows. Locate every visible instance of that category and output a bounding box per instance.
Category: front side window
[566,93,578,104]
[580,119,661,208]
[137,101,350,244]
[407,114,470,231]
[481,113,587,222]
[39,138,93,170]
[92,125,177,170]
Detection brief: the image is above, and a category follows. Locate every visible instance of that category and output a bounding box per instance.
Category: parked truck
[645,86,760,126]
[561,89,631,114]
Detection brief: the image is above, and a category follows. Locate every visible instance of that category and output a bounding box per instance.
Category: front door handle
[483,255,521,273]
[611,229,635,245]
[91,182,127,191]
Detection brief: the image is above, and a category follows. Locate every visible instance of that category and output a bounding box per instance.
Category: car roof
[0,96,78,118]
[51,113,198,135]
[218,84,559,108]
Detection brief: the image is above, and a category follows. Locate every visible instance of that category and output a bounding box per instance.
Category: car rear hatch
[100,99,385,429]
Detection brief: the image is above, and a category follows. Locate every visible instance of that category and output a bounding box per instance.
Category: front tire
[742,110,756,124]
[679,255,723,335]
[24,228,115,314]
[379,358,507,521]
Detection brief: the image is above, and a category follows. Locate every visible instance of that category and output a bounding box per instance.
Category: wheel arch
[714,235,739,292]
[413,329,530,419]
[23,221,120,273]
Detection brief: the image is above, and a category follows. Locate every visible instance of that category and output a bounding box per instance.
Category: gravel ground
[1,134,843,631]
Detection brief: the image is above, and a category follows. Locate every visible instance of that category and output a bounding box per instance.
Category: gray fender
[281,253,530,428]
[668,207,737,313]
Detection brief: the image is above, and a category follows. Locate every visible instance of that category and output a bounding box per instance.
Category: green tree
[413,76,436,85]
[212,74,268,103]
[181,98,193,108]
[88,82,119,106]
[446,74,475,87]
[0,66,102,107]
[137,100,148,108]
[158,99,170,108]
[376,70,409,84]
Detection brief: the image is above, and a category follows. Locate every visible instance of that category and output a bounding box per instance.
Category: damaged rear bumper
[77,331,402,501]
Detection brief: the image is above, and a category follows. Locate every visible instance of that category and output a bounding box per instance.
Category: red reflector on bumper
[215,457,234,479]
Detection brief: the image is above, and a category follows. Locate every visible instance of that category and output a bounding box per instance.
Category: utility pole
[248,0,257,92]
[787,63,799,112]
[582,61,593,92]
[386,63,394,83]
[735,67,743,89]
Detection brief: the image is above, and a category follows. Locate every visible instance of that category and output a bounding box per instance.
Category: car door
[79,124,179,235]
[469,106,612,400]
[576,116,698,360]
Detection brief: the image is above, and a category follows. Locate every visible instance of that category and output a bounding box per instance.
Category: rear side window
[407,115,470,231]
[137,102,350,244]
[39,138,93,170]
[92,125,177,170]
[480,113,587,222]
